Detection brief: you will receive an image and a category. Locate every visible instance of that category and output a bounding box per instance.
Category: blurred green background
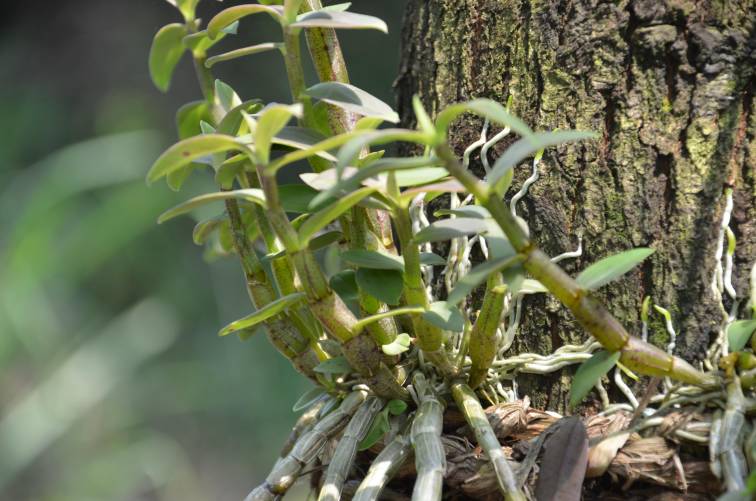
[0,1,404,499]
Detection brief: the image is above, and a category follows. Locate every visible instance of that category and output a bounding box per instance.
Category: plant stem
[469,273,506,388]
[451,382,524,501]
[410,373,445,501]
[352,430,412,501]
[436,143,710,385]
[318,397,384,501]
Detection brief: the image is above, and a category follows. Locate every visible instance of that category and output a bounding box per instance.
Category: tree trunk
[397,0,755,412]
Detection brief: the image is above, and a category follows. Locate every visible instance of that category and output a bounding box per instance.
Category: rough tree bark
[397,0,755,412]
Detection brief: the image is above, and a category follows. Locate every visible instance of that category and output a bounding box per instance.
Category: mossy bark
[397,0,755,412]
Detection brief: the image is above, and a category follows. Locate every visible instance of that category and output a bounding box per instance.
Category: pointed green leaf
[296,2,351,19]
[292,386,328,412]
[253,103,303,164]
[147,134,245,184]
[447,255,522,305]
[192,215,226,245]
[297,186,377,245]
[358,410,390,451]
[394,167,448,187]
[341,250,404,271]
[336,128,433,176]
[435,99,532,138]
[569,350,621,408]
[304,82,398,123]
[205,42,282,68]
[217,100,264,136]
[435,206,490,219]
[207,4,284,39]
[218,292,306,336]
[183,21,239,56]
[291,11,388,32]
[381,333,412,356]
[176,101,211,139]
[272,127,335,160]
[330,270,359,301]
[313,355,353,374]
[356,268,403,305]
[728,319,756,352]
[278,184,321,213]
[149,23,188,92]
[413,218,490,244]
[489,130,597,194]
[422,301,465,332]
[267,129,370,174]
[420,252,446,266]
[215,79,242,115]
[157,189,266,224]
[412,95,435,135]
[575,248,654,290]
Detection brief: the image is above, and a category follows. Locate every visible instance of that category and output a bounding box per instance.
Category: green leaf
[435,206,490,219]
[183,21,239,56]
[330,270,359,301]
[394,167,448,187]
[292,386,328,412]
[297,186,377,245]
[336,129,434,176]
[413,218,490,244]
[381,333,412,356]
[205,42,283,68]
[254,103,304,164]
[313,356,353,374]
[149,23,188,92]
[575,248,654,290]
[207,4,284,39]
[386,399,407,415]
[192,215,226,245]
[291,11,388,32]
[267,129,371,174]
[341,250,404,271]
[272,127,335,160]
[176,101,211,139]
[297,2,352,18]
[422,301,465,332]
[435,99,532,138]
[420,252,446,266]
[489,131,597,194]
[447,255,522,305]
[215,80,242,115]
[175,0,199,21]
[727,319,756,352]
[308,157,440,209]
[412,95,435,135]
[218,292,306,336]
[278,184,321,213]
[304,82,398,123]
[147,134,245,184]
[157,189,266,224]
[358,410,390,451]
[356,268,403,305]
[569,350,621,408]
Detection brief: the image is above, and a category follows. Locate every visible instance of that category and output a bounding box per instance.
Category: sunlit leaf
[341,250,404,271]
[292,386,327,412]
[291,10,388,32]
[447,255,521,305]
[728,319,756,352]
[217,100,264,136]
[205,42,283,68]
[254,103,303,164]
[314,356,353,374]
[272,127,335,161]
[569,350,620,408]
[413,218,490,244]
[147,134,245,184]
[267,130,370,174]
[356,268,403,305]
[183,21,239,55]
[304,82,398,123]
[489,131,597,194]
[149,23,187,92]
[422,301,464,332]
[381,333,411,356]
[207,4,284,39]
[218,292,306,336]
[215,79,243,115]
[575,248,654,290]
[336,128,433,176]
[435,99,532,138]
[296,2,351,19]
[297,187,377,245]
[157,189,266,224]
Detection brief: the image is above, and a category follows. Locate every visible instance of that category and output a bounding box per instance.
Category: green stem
[468,274,506,388]
[410,373,445,501]
[451,382,524,501]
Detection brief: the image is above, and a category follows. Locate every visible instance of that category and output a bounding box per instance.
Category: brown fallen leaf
[534,416,589,501]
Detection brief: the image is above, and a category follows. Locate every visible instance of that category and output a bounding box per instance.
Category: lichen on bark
[397,0,755,412]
